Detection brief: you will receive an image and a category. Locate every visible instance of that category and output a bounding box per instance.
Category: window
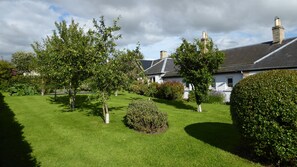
[185,82,190,88]
[227,78,233,88]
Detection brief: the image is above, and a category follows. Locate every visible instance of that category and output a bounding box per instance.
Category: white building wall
[213,73,243,102]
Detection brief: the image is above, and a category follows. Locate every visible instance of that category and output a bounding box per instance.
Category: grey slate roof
[144,58,175,75]
[219,37,297,73]
[141,37,297,77]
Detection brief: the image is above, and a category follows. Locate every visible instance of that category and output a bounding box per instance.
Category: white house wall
[213,73,243,102]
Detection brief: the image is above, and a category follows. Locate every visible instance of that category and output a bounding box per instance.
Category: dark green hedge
[230,70,297,166]
[129,81,184,100]
[124,100,168,134]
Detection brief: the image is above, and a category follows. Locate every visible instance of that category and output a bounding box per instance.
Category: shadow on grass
[49,95,125,122]
[0,93,40,167]
[184,122,257,163]
[153,98,196,111]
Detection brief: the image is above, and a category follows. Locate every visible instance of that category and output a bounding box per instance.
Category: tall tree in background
[11,51,37,74]
[32,39,63,97]
[0,60,14,90]
[172,34,224,112]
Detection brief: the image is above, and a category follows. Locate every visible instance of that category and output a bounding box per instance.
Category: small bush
[129,80,148,95]
[125,100,168,134]
[230,70,297,166]
[188,90,225,103]
[156,81,184,100]
[145,82,159,97]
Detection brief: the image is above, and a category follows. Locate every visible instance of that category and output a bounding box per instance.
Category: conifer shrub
[125,100,168,134]
[230,70,297,166]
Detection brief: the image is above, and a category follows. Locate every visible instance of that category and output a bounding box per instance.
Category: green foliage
[129,81,184,100]
[172,37,224,111]
[156,81,184,100]
[0,60,14,90]
[188,90,225,104]
[145,82,159,97]
[11,51,37,74]
[8,84,38,96]
[230,70,297,166]
[129,80,148,95]
[125,100,168,133]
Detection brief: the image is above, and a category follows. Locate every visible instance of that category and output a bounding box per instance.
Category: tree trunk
[197,104,202,112]
[102,93,109,124]
[41,79,45,96]
[54,88,57,101]
[115,90,118,96]
[69,89,75,110]
[104,103,109,124]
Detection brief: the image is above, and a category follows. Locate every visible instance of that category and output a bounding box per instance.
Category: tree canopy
[172,36,224,112]
[11,51,37,74]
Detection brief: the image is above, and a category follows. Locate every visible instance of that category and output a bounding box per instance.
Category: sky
[1,0,297,60]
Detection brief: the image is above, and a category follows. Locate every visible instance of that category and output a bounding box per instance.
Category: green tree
[172,36,224,112]
[32,40,63,97]
[88,17,121,123]
[32,20,93,109]
[11,51,37,74]
[113,45,144,94]
[0,60,14,90]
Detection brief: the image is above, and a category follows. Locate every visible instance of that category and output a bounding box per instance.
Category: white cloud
[1,0,297,60]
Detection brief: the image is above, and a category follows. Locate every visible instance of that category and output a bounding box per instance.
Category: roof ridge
[161,58,168,73]
[254,37,297,64]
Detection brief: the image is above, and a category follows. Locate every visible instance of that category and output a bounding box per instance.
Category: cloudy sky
[1,0,297,60]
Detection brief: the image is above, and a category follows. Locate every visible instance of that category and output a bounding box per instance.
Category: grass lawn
[1,92,262,167]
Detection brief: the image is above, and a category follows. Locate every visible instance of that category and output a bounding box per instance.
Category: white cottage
[140,17,297,102]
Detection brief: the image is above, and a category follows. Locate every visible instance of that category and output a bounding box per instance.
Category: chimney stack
[272,16,285,44]
[160,50,168,59]
[201,31,209,53]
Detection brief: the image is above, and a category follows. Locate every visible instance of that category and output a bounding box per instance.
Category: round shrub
[125,100,168,134]
[230,70,297,166]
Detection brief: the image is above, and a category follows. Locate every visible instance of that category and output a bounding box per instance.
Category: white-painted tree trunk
[197,104,202,112]
[105,113,110,124]
[115,90,118,96]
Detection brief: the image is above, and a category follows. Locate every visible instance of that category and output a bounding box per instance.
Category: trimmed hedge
[230,70,297,166]
[125,100,168,134]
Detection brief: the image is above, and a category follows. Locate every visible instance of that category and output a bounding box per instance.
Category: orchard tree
[11,51,37,74]
[113,45,144,95]
[32,20,93,109]
[172,34,224,112]
[32,41,63,97]
[88,17,121,123]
